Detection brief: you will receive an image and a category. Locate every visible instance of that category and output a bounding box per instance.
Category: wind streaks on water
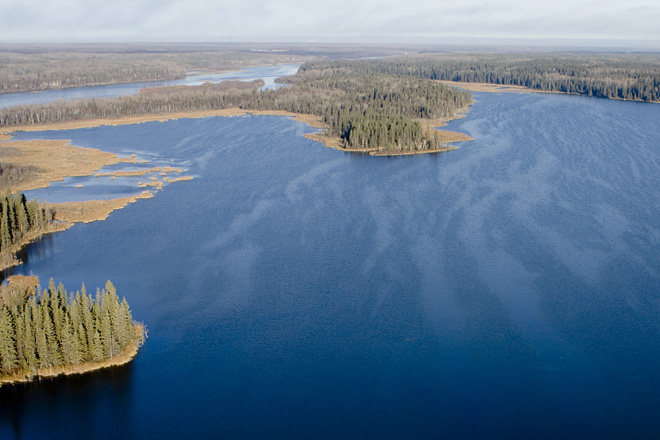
[2,92,660,439]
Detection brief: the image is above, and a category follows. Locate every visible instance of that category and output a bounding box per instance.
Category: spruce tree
[41,303,63,367]
[0,278,141,379]
[0,308,18,372]
[91,326,104,362]
[99,311,114,360]
[76,323,89,361]
[60,314,74,366]
[22,310,37,371]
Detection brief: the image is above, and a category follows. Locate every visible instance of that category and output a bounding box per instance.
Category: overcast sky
[1,0,659,45]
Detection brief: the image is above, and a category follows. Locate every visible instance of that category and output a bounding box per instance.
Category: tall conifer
[0,308,18,371]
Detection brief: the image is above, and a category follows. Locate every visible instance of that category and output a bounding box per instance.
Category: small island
[0,277,145,386]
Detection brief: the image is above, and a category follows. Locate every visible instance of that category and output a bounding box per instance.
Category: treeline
[312,54,660,102]
[0,80,265,125]
[0,191,54,255]
[0,61,473,153]
[0,48,316,94]
[0,279,141,379]
[0,52,186,94]
[0,42,417,94]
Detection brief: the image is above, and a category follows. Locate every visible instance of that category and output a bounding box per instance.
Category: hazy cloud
[0,0,658,43]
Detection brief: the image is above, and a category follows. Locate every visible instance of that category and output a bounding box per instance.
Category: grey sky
[1,0,659,44]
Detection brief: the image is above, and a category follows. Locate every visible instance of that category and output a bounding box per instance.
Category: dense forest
[0,192,56,269]
[0,43,406,94]
[0,62,473,153]
[0,52,185,94]
[248,64,473,151]
[2,46,658,101]
[317,54,660,102]
[0,279,141,380]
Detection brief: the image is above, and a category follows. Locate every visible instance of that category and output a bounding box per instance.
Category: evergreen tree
[91,326,104,362]
[42,302,63,367]
[22,310,37,371]
[0,279,142,380]
[0,307,18,371]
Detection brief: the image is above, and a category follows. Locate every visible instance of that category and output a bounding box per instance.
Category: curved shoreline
[0,324,146,387]
[2,107,472,157]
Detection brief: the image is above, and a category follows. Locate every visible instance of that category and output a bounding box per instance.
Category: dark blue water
[2,92,660,439]
[0,64,300,109]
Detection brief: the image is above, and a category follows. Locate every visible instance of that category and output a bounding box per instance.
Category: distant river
[0,63,301,109]
[1,89,660,439]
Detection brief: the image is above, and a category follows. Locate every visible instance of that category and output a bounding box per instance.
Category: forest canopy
[0,278,143,383]
[331,53,660,102]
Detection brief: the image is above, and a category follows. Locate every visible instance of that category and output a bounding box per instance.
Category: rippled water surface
[1,91,660,439]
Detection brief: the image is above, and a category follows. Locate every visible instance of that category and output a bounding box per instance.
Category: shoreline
[0,105,472,271]
[1,107,326,135]
[442,80,660,104]
[2,107,472,157]
[0,138,137,192]
[0,324,146,388]
[0,61,305,97]
[184,61,304,77]
[51,190,155,224]
[440,80,550,94]
[0,132,194,271]
[0,223,72,272]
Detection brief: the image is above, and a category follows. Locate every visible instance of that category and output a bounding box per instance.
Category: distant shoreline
[440,80,553,94]
[0,61,304,96]
[441,80,660,104]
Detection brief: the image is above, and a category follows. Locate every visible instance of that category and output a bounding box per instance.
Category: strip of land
[440,80,553,94]
[0,138,137,192]
[0,127,195,271]
[163,175,193,183]
[1,108,326,135]
[95,166,183,178]
[3,107,469,158]
[51,191,154,224]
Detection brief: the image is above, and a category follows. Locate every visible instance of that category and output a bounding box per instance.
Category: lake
[1,88,660,439]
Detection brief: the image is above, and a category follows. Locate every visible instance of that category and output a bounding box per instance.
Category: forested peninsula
[1,61,473,155]
[0,278,144,386]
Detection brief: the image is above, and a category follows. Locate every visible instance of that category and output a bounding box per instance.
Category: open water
[1,85,660,438]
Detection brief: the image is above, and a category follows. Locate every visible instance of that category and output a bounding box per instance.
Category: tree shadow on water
[0,362,134,440]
